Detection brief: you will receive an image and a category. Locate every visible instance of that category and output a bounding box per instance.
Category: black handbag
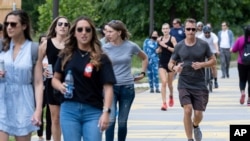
[242,41,250,65]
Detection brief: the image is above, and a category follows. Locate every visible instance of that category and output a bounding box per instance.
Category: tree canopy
[22,0,250,39]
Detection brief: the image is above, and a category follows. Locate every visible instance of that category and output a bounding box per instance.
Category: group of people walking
[0,9,249,141]
[142,18,250,141]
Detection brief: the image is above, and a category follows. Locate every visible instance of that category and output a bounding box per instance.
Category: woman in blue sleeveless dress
[0,10,43,141]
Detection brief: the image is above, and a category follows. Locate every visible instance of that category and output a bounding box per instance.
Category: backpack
[242,41,250,65]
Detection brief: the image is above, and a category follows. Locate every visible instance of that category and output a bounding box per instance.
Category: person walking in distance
[218,21,234,78]
[195,21,203,37]
[231,25,250,106]
[103,20,148,141]
[157,23,177,110]
[143,30,160,93]
[170,18,186,43]
[38,16,70,141]
[168,18,216,141]
[37,34,52,141]
[52,16,116,141]
[198,26,220,88]
[0,10,44,141]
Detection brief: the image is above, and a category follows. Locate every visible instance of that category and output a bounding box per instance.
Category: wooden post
[0,0,22,22]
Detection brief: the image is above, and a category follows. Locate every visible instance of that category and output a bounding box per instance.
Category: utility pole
[53,0,59,19]
[149,0,154,35]
[204,0,208,24]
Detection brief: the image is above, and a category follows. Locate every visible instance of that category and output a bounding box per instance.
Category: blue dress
[0,40,38,136]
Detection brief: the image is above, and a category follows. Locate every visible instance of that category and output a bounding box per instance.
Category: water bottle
[64,70,74,99]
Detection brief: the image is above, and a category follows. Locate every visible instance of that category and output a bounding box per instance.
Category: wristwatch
[103,107,111,113]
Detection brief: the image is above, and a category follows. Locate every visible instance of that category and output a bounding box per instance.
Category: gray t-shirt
[102,40,141,85]
[171,38,212,90]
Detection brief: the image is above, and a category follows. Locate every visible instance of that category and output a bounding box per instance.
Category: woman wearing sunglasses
[0,10,43,141]
[51,16,116,141]
[37,16,70,141]
[103,20,148,141]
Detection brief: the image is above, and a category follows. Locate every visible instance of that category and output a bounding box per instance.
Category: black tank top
[45,38,63,104]
[46,38,61,69]
[159,36,174,64]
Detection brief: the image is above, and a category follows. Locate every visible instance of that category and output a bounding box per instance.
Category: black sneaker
[150,89,154,93]
[214,81,218,88]
[188,139,194,141]
[155,89,160,93]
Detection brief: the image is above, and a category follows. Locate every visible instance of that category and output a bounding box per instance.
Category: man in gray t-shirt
[168,18,216,141]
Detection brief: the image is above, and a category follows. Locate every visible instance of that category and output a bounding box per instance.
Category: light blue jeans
[60,101,102,141]
[105,84,135,141]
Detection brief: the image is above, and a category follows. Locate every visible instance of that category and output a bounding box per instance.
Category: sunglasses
[76,27,92,33]
[4,22,18,28]
[186,28,196,32]
[57,22,69,27]
[205,32,210,34]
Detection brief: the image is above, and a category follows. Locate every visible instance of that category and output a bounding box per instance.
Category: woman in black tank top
[157,23,177,111]
[37,16,70,141]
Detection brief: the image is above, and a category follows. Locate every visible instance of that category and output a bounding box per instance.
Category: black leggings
[237,63,250,97]
[37,104,52,140]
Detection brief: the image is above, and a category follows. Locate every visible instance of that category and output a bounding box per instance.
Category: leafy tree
[21,0,45,33]
[90,0,247,47]
[37,0,99,33]
[25,0,250,39]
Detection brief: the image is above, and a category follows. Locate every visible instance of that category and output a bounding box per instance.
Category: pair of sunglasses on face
[4,22,18,28]
[57,22,69,27]
[186,28,196,32]
[76,27,92,33]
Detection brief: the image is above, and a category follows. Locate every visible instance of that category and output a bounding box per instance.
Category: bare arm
[52,72,67,95]
[99,84,113,131]
[134,51,148,81]
[168,59,183,73]
[32,42,46,126]
[213,42,220,55]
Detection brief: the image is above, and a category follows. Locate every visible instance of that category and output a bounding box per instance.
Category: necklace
[78,49,89,58]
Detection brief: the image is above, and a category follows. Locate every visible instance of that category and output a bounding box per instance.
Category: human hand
[98,113,110,132]
[31,110,42,127]
[133,73,145,82]
[174,62,184,73]
[0,70,6,78]
[192,62,204,70]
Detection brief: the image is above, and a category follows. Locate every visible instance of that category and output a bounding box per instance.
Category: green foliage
[22,0,250,41]
[37,0,99,33]
[21,0,45,34]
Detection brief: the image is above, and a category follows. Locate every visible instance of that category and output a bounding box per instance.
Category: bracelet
[140,72,146,77]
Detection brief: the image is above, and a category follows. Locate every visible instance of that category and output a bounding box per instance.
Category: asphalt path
[31,67,250,141]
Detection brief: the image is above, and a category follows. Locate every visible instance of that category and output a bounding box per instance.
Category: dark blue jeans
[105,84,135,141]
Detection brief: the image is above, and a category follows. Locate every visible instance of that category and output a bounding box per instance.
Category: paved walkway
[31,67,250,141]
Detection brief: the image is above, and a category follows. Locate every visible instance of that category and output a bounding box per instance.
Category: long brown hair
[59,16,102,71]
[2,10,32,51]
